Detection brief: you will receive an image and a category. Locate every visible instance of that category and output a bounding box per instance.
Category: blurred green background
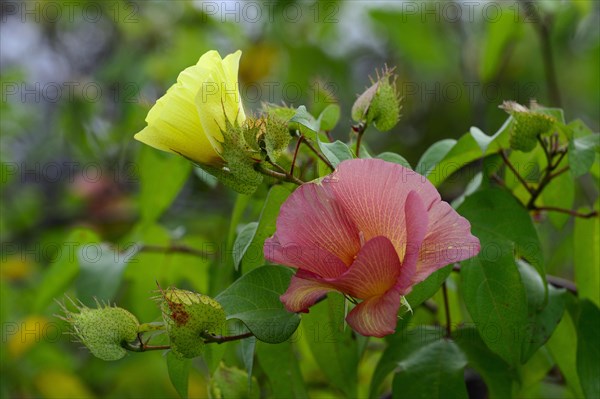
[1,0,598,398]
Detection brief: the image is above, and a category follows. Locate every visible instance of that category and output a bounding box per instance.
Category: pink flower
[264,159,480,337]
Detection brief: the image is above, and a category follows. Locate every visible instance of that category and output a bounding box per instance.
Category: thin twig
[441,282,452,338]
[353,122,367,157]
[255,163,305,185]
[499,149,535,195]
[290,135,304,175]
[138,244,209,259]
[533,206,598,219]
[202,332,254,344]
[301,136,335,171]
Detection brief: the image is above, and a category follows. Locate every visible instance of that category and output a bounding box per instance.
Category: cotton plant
[59,50,600,399]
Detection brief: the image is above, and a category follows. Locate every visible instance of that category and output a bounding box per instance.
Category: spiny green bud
[500,101,556,152]
[352,67,402,132]
[209,363,260,399]
[58,299,139,361]
[158,288,226,359]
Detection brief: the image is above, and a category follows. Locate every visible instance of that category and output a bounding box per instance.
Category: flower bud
[352,68,401,132]
[59,300,139,361]
[159,288,226,359]
[500,101,556,152]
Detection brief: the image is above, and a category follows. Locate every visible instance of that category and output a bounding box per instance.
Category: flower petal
[395,190,429,292]
[329,236,402,299]
[264,235,347,279]
[266,182,361,271]
[326,159,440,262]
[280,272,336,313]
[414,200,480,283]
[345,288,402,337]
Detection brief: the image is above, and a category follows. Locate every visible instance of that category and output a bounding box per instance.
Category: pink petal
[395,191,429,292]
[326,159,440,264]
[412,201,481,284]
[265,182,361,275]
[264,236,347,279]
[280,272,336,313]
[345,288,403,337]
[329,236,402,299]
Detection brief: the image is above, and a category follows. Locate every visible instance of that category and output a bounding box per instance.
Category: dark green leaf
[375,152,412,169]
[453,327,516,399]
[576,300,600,399]
[167,350,190,399]
[369,326,443,398]
[256,340,307,398]
[458,188,545,286]
[241,336,257,393]
[401,265,452,316]
[215,266,300,343]
[233,222,258,271]
[392,339,468,399]
[427,133,483,187]
[302,293,358,397]
[517,260,566,362]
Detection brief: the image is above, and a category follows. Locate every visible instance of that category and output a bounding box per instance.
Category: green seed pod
[209,363,260,399]
[352,68,402,132]
[59,300,139,361]
[500,101,556,152]
[159,288,226,359]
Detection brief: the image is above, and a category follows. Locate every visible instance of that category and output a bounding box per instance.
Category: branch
[201,332,254,344]
[499,149,535,195]
[441,282,452,338]
[138,244,210,259]
[301,135,335,171]
[533,206,598,219]
[353,122,367,157]
[255,163,305,185]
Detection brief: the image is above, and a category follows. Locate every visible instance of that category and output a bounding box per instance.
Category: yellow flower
[135,50,246,166]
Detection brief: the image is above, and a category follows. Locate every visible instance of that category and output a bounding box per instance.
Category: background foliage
[1,1,599,398]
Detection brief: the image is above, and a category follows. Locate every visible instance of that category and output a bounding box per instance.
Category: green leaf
[318,140,354,168]
[167,350,190,399]
[233,222,258,271]
[241,336,257,393]
[427,133,484,187]
[34,229,99,312]
[290,105,320,134]
[302,293,358,397]
[574,210,600,307]
[416,138,456,176]
[539,152,574,229]
[215,266,300,343]
[458,188,545,287]
[392,339,468,399]
[469,116,512,154]
[517,260,566,362]
[319,103,341,132]
[256,340,307,398]
[577,300,600,399]
[458,189,546,364]
[546,302,584,398]
[241,185,293,273]
[401,265,452,316]
[453,327,516,399]
[569,133,600,177]
[369,326,442,398]
[75,242,137,305]
[138,145,191,223]
[375,152,412,169]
